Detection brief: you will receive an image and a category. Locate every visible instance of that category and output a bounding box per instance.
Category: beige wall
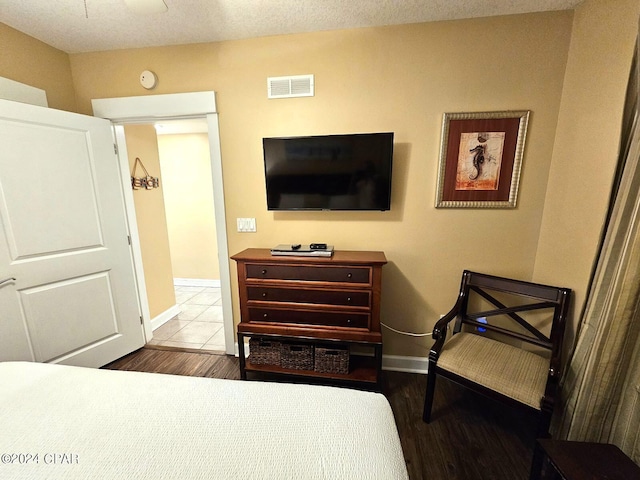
[533,0,640,353]
[157,133,220,281]
[0,23,76,112]
[4,4,637,360]
[69,12,574,356]
[124,125,176,319]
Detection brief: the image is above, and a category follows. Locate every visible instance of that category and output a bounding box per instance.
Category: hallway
[148,285,225,352]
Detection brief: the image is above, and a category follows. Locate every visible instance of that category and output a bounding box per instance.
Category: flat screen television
[262,132,394,211]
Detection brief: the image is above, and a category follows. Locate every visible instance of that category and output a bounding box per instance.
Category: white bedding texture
[0,362,408,479]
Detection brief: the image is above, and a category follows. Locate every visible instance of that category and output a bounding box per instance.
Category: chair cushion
[437,332,549,410]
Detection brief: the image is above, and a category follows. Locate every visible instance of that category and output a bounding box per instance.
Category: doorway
[155,121,226,351]
[92,92,235,356]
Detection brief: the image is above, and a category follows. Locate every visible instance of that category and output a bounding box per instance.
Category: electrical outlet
[236,218,256,232]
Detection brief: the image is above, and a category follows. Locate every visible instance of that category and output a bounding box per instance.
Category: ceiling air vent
[267,75,314,99]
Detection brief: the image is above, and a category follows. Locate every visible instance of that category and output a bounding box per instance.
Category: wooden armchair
[422,270,571,437]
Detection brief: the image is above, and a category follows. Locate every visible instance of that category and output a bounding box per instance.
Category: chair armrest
[430,302,462,356]
[432,307,458,340]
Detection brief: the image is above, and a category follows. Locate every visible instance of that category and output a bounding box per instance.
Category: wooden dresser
[231,248,387,389]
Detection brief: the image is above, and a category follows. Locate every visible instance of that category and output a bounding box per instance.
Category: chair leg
[422,366,437,423]
[536,393,555,438]
[537,407,553,439]
[528,440,545,480]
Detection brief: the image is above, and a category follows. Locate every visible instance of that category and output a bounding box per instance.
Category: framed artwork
[435,110,530,208]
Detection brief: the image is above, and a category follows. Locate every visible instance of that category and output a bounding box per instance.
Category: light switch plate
[237,218,256,232]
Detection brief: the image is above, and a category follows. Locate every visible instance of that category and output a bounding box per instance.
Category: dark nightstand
[530,439,640,480]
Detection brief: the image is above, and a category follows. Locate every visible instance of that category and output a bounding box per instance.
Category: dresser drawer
[248,307,369,329]
[246,264,371,284]
[247,287,370,307]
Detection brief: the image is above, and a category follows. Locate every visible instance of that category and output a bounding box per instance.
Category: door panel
[0,99,145,367]
[21,273,119,362]
[0,120,104,258]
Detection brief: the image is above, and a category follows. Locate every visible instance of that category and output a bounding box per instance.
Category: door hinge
[140,315,144,325]
[114,143,118,155]
[127,235,131,245]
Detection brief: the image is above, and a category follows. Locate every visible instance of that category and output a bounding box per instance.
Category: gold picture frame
[435,110,530,208]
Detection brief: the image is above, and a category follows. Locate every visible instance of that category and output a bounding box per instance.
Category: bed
[0,361,409,479]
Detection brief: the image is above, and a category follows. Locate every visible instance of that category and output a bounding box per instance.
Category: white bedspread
[0,361,408,479]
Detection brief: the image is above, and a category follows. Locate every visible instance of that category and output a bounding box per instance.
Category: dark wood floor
[104,346,538,480]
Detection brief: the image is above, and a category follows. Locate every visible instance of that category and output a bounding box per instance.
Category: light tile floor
[149,286,225,352]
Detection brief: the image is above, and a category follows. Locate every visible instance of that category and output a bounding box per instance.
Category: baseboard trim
[174,278,221,288]
[151,305,181,331]
[235,341,250,357]
[382,354,429,374]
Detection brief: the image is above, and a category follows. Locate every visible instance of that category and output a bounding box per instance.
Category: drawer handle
[261,269,267,275]
[347,273,353,279]
[263,313,269,319]
[262,292,267,298]
[347,297,352,302]
[347,319,352,324]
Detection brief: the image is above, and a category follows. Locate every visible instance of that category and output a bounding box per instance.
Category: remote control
[291,244,301,250]
[310,243,327,250]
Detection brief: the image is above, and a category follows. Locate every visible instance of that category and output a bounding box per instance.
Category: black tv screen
[263,132,394,211]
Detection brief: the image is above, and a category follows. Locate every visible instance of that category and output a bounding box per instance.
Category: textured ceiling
[0,0,583,54]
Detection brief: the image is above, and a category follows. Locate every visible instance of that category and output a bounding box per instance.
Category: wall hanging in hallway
[131,157,160,190]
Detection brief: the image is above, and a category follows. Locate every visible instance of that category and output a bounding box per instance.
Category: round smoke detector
[140,70,157,90]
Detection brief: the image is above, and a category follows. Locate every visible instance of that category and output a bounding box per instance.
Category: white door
[0,99,145,367]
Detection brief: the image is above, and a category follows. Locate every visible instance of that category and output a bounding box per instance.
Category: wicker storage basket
[280,342,314,370]
[314,345,350,374]
[249,338,281,366]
